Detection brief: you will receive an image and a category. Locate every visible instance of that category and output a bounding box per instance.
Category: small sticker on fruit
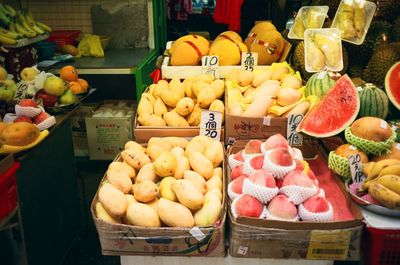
[380,120,387,130]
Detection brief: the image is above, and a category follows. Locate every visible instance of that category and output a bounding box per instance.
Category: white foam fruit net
[263,207,299,221]
[227,181,242,201]
[243,154,264,176]
[242,178,279,204]
[36,116,56,131]
[291,147,304,161]
[263,152,296,179]
[228,153,244,169]
[298,203,334,222]
[280,185,319,205]
[15,105,42,118]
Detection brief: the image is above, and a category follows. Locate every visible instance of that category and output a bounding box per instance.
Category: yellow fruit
[194,192,222,227]
[126,202,161,227]
[183,78,194,98]
[189,152,214,180]
[124,141,145,153]
[204,141,224,167]
[98,183,128,217]
[175,97,195,116]
[281,75,302,89]
[163,110,189,127]
[184,170,207,194]
[169,78,185,98]
[137,97,153,116]
[125,194,137,205]
[136,163,158,183]
[207,188,223,202]
[184,140,205,157]
[174,156,190,179]
[252,70,272,87]
[206,175,223,192]
[172,179,204,210]
[192,81,210,97]
[191,135,214,147]
[159,177,177,201]
[271,65,290,80]
[215,31,243,42]
[186,103,202,126]
[209,99,225,123]
[210,79,224,99]
[133,179,159,203]
[194,74,215,84]
[153,97,168,118]
[61,45,79,56]
[164,137,188,149]
[213,167,223,179]
[108,161,136,179]
[121,149,151,170]
[95,202,120,224]
[209,38,248,66]
[369,182,400,209]
[154,151,177,177]
[0,66,7,80]
[146,139,172,161]
[153,80,169,98]
[197,87,216,108]
[170,38,209,66]
[171,146,185,158]
[146,198,159,212]
[244,21,277,49]
[138,113,166,126]
[376,175,400,194]
[237,70,254,86]
[160,89,181,108]
[156,198,195,227]
[276,88,302,106]
[106,168,133,194]
[169,35,209,56]
[250,30,285,65]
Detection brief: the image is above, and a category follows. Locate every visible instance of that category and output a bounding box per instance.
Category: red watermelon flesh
[297,75,359,138]
[385,62,400,110]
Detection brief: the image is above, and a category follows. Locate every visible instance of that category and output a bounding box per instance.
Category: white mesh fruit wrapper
[3,113,17,123]
[280,185,319,205]
[36,116,56,131]
[228,181,241,201]
[291,147,303,161]
[243,152,262,161]
[15,105,42,118]
[243,154,264,176]
[260,142,267,155]
[242,178,279,204]
[264,207,299,222]
[263,152,296,179]
[228,154,244,169]
[231,195,266,220]
[298,203,333,222]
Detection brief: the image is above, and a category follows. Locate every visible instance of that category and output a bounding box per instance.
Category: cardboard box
[91,151,227,257]
[161,40,291,80]
[86,101,134,160]
[227,142,364,260]
[224,91,318,158]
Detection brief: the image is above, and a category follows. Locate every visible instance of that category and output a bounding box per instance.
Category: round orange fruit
[77,78,89,90]
[60,66,78,82]
[69,81,84,94]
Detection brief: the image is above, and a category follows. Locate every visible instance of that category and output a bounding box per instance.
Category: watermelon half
[385,62,400,110]
[297,75,359,138]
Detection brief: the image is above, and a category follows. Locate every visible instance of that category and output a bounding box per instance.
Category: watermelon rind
[328,151,352,181]
[344,127,396,156]
[385,62,400,110]
[305,71,336,98]
[358,83,389,119]
[297,75,360,138]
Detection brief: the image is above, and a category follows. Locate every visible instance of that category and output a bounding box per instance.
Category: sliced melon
[297,75,360,138]
[385,62,400,110]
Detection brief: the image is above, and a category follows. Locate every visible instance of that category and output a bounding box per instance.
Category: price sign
[199,110,222,140]
[349,154,366,183]
[201,55,219,77]
[287,114,304,146]
[241,52,258,71]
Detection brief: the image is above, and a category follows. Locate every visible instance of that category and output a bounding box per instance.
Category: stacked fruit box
[91,136,227,256]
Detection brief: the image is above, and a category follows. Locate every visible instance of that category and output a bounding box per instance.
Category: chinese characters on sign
[287,114,304,146]
[200,110,222,140]
[241,52,258,71]
[201,55,219,77]
[349,154,365,183]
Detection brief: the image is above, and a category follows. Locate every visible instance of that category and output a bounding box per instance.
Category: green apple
[59,89,77,105]
[43,76,66,96]
[0,87,15,101]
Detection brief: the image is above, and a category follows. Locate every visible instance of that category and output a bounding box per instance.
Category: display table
[120,256,333,265]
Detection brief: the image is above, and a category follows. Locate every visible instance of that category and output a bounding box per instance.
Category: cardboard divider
[227,141,364,260]
[91,142,227,257]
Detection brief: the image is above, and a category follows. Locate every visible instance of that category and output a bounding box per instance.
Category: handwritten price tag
[349,154,366,183]
[201,55,219,77]
[199,110,222,140]
[241,52,258,71]
[287,114,304,146]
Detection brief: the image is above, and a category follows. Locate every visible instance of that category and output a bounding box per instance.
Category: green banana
[4,5,16,17]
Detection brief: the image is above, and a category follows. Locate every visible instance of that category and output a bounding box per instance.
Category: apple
[33,111,50,124]
[35,89,57,107]
[0,66,8,80]
[43,76,66,96]
[19,99,38,107]
[20,67,38,81]
[14,116,32,123]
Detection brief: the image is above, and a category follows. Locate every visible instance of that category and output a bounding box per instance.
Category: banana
[0,3,11,17]
[36,21,52,33]
[369,182,400,209]
[0,7,10,25]
[0,34,17,45]
[23,11,44,34]
[362,162,375,177]
[367,159,400,181]
[4,5,16,17]
[377,175,400,194]
[17,13,37,36]
[14,22,36,38]
[377,164,400,179]
[0,27,22,39]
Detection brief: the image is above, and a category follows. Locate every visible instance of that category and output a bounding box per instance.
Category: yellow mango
[210,79,224,99]
[106,168,133,194]
[186,103,202,126]
[159,176,177,201]
[171,146,185,158]
[98,183,128,217]
[189,152,214,179]
[146,140,172,161]
[206,175,223,191]
[175,97,195,116]
[157,198,195,227]
[136,163,158,183]
[141,92,156,105]
[124,141,146,153]
[146,197,159,212]
[160,89,181,108]
[95,202,120,224]
[108,161,136,179]
[169,78,185,98]
[137,97,153,116]
[209,99,225,123]
[194,74,214,84]
[126,202,161,227]
[183,170,207,194]
[194,192,222,227]
[154,151,177,177]
[184,140,205,157]
[154,97,168,117]
[174,156,190,179]
[133,180,159,203]
[197,87,216,108]
[125,194,137,205]
[204,141,224,167]
[207,188,223,201]
[172,179,204,210]
[138,113,166,127]
[191,135,214,147]
[192,81,210,97]
[183,78,194,98]
[213,167,223,179]
[163,110,190,127]
[121,149,151,170]
[153,80,169,98]
[164,137,188,149]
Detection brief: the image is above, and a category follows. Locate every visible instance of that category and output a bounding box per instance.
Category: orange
[68,81,85,94]
[77,78,89,90]
[60,65,78,82]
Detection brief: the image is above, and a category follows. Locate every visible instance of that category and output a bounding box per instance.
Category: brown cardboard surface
[227,141,364,260]
[92,143,227,256]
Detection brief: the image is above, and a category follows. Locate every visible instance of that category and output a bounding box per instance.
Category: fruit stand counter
[11,111,82,265]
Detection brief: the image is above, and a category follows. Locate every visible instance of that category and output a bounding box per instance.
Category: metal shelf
[3,33,49,49]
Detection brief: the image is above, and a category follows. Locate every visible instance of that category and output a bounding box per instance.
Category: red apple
[35,89,57,107]
[33,111,51,124]
[19,99,38,107]
[14,116,32,123]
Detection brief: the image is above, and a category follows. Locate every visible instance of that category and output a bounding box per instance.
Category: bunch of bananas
[0,4,52,45]
[360,159,400,209]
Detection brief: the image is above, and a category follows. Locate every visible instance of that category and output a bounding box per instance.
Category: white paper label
[317,71,326,79]
[263,116,271,126]
[237,246,248,255]
[241,52,258,71]
[228,137,236,145]
[349,145,357,151]
[396,143,400,150]
[189,227,206,241]
[380,120,387,129]
[287,114,304,146]
[201,55,219,77]
[349,154,365,183]
[200,110,222,140]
